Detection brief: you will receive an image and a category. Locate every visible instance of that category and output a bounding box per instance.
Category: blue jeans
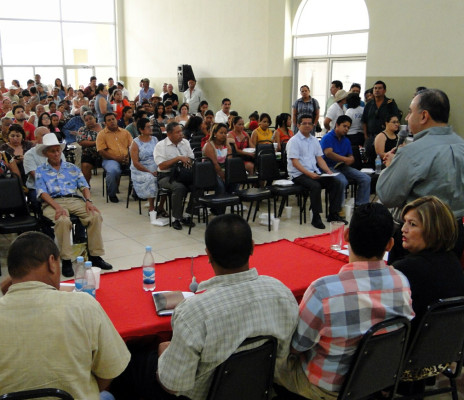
[102,159,124,197]
[332,164,371,205]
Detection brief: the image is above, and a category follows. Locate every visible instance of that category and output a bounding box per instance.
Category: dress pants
[42,197,104,260]
[158,176,189,220]
[292,174,344,216]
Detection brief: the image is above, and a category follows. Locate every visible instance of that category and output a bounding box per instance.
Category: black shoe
[172,220,183,230]
[181,217,195,227]
[62,259,74,277]
[311,215,326,229]
[109,195,119,203]
[88,255,113,270]
[327,213,348,225]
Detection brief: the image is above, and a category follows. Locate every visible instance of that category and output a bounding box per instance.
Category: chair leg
[267,198,271,231]
[246,201,253,221]
[126,180,132,209]
[252,201,261,222]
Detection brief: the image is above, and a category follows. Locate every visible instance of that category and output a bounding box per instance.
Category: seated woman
[374,114,399,159]
[130,117,160,225]
[227,115,254,174]
[202,123,234,214]
[151,102,167,140]
[184,115,203,141]
[0,149,21,179]
[72,89,89,116]
[174,103,190,127]
[195,100,209,119]
[0,124,33,182]
[244,110,259,131]
[393,196,464,384]
[110,89,130,120]
[118,106,134,128]
[76,111,102,185]
[250,113,274,148]
[274,112,293,151]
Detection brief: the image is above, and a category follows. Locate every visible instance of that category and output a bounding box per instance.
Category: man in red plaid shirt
[276,203,414,399]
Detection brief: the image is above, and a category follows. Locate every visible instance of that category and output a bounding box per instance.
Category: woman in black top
[374,114,399,160]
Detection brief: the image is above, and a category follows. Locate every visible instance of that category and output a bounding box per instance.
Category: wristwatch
[85,198,93,203]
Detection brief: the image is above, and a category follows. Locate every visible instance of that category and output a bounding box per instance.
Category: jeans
[102,159,124,197]
[332,164,371,205]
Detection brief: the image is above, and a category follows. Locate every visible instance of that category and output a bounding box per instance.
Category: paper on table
[319,172,340,177]
[152,291,195,316]
[361,168,375,173]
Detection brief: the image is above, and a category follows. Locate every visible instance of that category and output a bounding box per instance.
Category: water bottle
[375,155,382,173]
[74,256,85,292]
[142,246,156,291]
[82,261,96,298]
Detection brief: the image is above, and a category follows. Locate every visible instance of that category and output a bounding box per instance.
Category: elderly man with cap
[324,89,348,131]
[35,133,112,277]
[135,78,155,105]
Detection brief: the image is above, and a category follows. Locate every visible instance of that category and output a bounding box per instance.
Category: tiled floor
[0,168,331,279]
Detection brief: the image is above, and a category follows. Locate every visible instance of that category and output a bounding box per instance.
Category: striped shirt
[292,260,414,392]
[158,268,299,400]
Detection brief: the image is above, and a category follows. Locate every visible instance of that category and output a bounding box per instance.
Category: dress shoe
[88,255,113,270]
[109,195,119,203]
[181,217,195,227]
[327,213,348,225]
[311,214,326,229]
[172,220,183,230]
[62,259,74,277]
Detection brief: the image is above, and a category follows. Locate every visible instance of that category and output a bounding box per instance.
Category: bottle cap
[84,261,92,268]
[77,256,84,262]
[145,246,152,251]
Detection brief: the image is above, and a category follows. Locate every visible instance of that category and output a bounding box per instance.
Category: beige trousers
[274,355,338,400]
[42,197,104,260]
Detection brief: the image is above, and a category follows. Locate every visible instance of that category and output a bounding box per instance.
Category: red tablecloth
[294,233,349,263]
[94,239,346,341]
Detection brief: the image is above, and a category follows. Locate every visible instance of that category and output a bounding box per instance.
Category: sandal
[156,208,169,218]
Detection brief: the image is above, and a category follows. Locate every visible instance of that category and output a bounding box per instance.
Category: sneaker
[327,213,348,225]
[62,259,74,277]
[109,195,119,203]
[181,217,196,227]
[172,220,183,230]
[149,210,157,225]
[88,255,113,270]
[311,215,326,230]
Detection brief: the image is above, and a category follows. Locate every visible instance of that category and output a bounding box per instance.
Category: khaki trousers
[42,197,104,260]
[274,355,338,400]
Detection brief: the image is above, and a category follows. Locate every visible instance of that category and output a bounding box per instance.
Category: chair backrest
[255,143,274,157]
[338,316,410,400]
[207,336,277,400]
[404,296,464,374]
[0,388,74,399]
[0,176,29,217]
[258,152,280,182]
[225,157,248,185]
[193,158,218,190]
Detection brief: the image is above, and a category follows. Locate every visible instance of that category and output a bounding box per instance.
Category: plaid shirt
[292,260,414,392]
[158,268,299,400]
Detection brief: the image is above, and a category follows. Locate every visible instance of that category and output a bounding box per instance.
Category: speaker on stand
[177,64,196,92]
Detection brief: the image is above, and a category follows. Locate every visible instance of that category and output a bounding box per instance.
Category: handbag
[170,161,194,185]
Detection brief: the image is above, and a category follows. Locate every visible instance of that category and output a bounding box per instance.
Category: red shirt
[14,120,36,141]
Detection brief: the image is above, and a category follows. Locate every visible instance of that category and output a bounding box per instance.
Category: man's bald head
[34,126,50,144]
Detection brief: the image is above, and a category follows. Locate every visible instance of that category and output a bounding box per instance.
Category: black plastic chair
[0,388,74,399]
[226,157,272,231]
[338,316,410,400]
[396,297,464,400]
[189,159,241,234]
[258,153,307,224]
[155,187,172,226]
[207,336,277,400]
[0,175,39,235]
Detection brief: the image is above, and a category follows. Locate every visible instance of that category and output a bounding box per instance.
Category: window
[293,0,369,124]
[0,0,117,90]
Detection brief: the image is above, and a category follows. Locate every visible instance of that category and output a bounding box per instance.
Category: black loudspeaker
[177,65,195,92]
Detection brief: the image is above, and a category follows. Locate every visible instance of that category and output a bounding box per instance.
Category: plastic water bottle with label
[74,256,85,292]
[143,246,156,291]
[375,155,382,174]
[82,261,96,298]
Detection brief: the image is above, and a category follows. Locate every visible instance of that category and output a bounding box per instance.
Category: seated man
[321,115,371,206]
[0,232,130,399]
[96,112,133,203]
[154,121,196,230]
[36,133,112,277]
[286,113,346,229]
[275,203,414,399]
[112,214,299,399]
[61,105,90,167]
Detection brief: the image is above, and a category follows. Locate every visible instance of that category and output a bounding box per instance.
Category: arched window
[293,0,369,125]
